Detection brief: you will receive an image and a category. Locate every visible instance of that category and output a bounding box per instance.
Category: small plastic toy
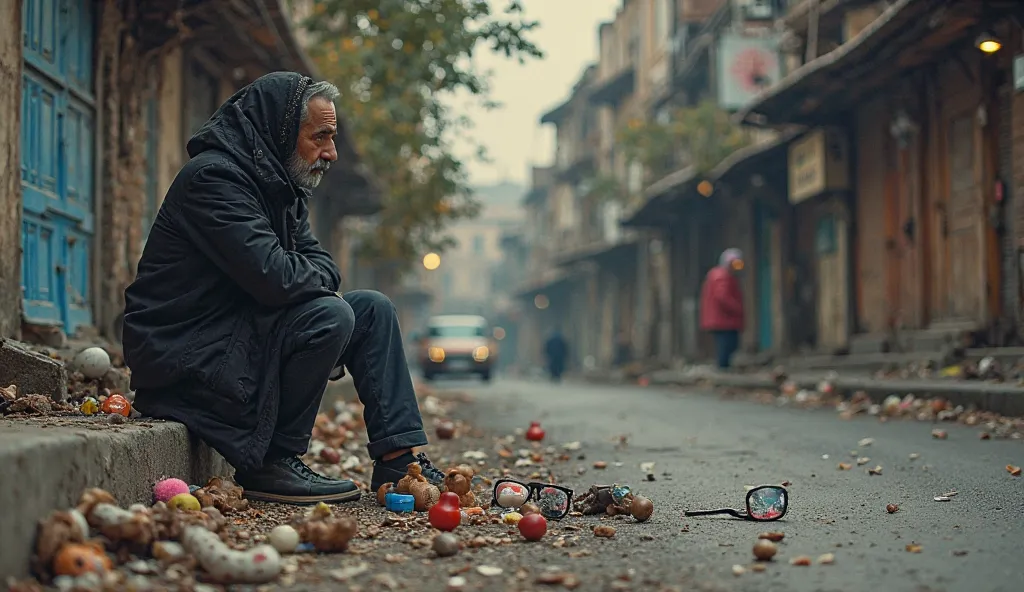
[385,492,415,513]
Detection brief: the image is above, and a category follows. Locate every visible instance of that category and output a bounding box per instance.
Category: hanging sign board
[1015,54,1024,92]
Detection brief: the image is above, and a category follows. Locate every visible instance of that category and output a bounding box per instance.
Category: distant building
[430,182,526,318]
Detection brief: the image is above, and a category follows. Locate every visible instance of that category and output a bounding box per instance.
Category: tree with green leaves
[617,100,751,182]
[302,0,542,278]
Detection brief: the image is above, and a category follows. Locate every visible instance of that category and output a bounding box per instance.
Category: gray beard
[286,151,330,190]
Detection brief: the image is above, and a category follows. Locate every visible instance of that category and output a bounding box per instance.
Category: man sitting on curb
[122,72,443,505]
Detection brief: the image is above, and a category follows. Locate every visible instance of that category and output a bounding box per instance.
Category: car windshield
[428,326,486,337]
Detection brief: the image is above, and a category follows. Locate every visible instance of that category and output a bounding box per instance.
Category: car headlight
[473,346,489,362]
[428,347,445,362]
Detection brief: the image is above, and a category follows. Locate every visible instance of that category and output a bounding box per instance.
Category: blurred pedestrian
[544,330,568,382]
[700,248,745,370]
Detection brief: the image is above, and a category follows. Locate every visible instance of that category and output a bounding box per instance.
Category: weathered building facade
[1,0,371,342]
[622,0,789,362]
[742,0,1024,353]
[507,0,1024,372]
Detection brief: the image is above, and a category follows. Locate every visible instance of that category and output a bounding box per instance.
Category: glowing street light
[534,294,549,310]
[422,252,441,271]
[976,32,1002,54]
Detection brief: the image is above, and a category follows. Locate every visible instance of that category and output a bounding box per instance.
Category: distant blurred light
[473,346,489,362]
[428,346,445,362]
[493,327,506,340]
[976,32,1001,53]
[534,294,549,310]
[697,180,714,197]
[423,252,441,270]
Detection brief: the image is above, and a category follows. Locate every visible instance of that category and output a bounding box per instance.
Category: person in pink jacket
[699,248,745,369]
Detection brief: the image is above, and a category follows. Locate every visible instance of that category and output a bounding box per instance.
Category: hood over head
[186,72,313,196]
[719,248,743,268]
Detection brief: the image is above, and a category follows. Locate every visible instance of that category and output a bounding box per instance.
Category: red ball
[517,513,547,541]
[429,492,462,532]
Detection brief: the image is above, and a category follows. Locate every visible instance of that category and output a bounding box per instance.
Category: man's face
[288,96,338,190]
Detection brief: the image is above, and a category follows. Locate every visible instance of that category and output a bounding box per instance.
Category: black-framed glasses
[683,485,788,521]
[492,479,573,520]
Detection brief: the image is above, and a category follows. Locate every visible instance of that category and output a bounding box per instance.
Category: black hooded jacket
[122,72,342,471]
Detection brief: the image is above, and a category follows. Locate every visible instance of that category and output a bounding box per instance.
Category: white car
[417,315,496,381]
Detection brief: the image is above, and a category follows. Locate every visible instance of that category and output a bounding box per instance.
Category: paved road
[438,376,1024,592]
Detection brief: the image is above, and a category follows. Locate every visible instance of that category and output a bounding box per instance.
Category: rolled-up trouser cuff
[366,429,429,460]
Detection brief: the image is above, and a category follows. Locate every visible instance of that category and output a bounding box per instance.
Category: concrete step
[0,416,230,579]
[965,347,1024,367]
[849,333,888,355]
[629,369,1024,417]
[783,351,943,373]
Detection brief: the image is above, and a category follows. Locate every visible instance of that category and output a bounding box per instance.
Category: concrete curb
[0,417,231,580]
[583,370,1024,417]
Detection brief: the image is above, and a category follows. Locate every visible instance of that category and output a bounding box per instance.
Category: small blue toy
[385,492,415,512]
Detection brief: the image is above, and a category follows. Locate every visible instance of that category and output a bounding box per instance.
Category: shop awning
[513,271,573,300]
[620,167,697,228]
[622,129,803,227]
[540,99,572,125]
[588,68,636,107]
[709,129,803,183]
[555,238,639,268]
[738,0,1022,126]
[737,0,928,127]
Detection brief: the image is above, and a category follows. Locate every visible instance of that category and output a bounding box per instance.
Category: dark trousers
[271,290,428,461]
[711,329,739,369]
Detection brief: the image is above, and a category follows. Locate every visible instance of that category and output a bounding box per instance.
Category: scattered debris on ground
[6,384,672,591]
[734,379,1024,443]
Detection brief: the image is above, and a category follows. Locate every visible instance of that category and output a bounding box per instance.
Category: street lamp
[422,252,441,271]
[976,32,1002,54]
[534,294,549,310]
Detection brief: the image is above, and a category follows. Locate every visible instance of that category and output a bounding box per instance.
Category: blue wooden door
[21,0,96,334]
[754,203,775,351]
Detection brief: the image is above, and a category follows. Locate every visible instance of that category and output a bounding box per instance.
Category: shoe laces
[284,456,332,483]
[415,453,445,484]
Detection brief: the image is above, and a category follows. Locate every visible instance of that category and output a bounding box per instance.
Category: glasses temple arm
[683,508,744,518]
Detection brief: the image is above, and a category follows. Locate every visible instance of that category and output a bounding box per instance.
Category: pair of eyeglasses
[492,479,573,520]
[684,485,789,521]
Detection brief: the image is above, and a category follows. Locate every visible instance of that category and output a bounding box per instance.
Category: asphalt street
[437,376,1024,592]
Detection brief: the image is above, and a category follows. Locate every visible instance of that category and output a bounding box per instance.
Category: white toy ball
[73,347,112,379]
[268,524,300,554]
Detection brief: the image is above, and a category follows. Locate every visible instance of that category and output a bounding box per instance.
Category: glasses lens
[748,487,787,520]
[535,486,570,519]
[494,480,529,509]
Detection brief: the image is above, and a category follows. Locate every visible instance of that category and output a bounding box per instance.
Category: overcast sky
[451,0,622,186]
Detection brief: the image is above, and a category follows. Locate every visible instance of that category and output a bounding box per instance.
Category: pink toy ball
[153,478,191,503]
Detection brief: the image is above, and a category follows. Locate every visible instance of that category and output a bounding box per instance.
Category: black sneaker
[371,452,445,491]
[236,456,362,505]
